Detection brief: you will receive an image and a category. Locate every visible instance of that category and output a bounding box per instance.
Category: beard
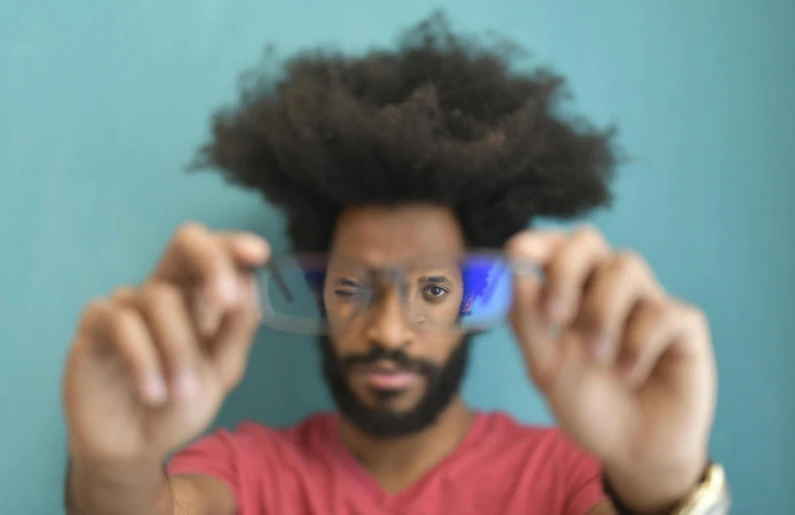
[318,335,471,439]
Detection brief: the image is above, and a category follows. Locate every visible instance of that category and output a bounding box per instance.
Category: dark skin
[63,204,715,515]
[327,204,475,492]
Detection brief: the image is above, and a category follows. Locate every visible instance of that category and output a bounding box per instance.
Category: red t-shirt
[167,411,606,514]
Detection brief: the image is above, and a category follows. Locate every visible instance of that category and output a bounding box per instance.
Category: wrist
[69,455,172,515]
[603,454,708,513]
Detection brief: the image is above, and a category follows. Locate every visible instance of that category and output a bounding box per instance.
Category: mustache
[339,347,438,376]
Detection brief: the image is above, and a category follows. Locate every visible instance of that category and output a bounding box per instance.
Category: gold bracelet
[671,464,731,515]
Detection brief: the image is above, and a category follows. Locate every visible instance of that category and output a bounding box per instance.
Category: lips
[353,362,418,390]
[364,370,417,389]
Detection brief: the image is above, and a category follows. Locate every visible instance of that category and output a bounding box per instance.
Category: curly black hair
[191,12,620,252]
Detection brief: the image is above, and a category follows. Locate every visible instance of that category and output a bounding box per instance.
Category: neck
[338,397,474,492]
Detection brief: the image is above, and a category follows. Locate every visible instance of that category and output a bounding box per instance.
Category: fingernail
[590,335,611,364]
[143,374,167,404]
[173,369,199,399]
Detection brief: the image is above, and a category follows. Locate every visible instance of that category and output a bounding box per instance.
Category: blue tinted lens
[458,255,513,331]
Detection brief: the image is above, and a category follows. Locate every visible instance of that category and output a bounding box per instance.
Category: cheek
[328,325,368,357]
[420,333,465,363]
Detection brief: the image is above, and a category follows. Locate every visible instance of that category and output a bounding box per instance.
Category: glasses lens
[254,254,332,335]
[404,253,516,333]
[255,252,537,336]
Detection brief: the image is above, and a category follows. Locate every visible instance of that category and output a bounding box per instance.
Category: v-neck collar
[325,412,487,508]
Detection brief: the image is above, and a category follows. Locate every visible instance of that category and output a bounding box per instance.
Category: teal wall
[1,1,793,512]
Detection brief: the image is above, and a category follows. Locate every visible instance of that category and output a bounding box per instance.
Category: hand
[506,226,717,512]
[63,223,270,469]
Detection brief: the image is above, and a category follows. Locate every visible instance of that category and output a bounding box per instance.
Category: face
[318,204,471,438]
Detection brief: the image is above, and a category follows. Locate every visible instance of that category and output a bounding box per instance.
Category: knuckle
[107,304,136,334]
[78,298,112,335]
[660,299,684,321]
[614,250,644,272]
[680,302,708,327]
[139,281,180,306]
[575,224,606,247]
[174,221,206,248]
[505,231,532,255]
[110,286,135,303]
[83,297,110,319]
[644,298,670,321]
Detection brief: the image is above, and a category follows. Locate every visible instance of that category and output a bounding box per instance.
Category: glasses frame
[254,248,543,336]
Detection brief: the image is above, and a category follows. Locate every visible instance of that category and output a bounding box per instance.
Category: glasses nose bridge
[363,265,416,345]
[370,266,408,298]
[364,265,413,318]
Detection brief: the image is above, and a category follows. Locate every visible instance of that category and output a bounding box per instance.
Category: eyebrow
[419,276,450,283]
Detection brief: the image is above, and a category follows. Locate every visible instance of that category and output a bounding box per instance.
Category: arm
[65,458,235,515]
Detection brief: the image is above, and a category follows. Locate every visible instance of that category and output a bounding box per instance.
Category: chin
[353,384,423,411]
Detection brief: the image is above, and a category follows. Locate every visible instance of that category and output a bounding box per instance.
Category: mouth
[351,362,419,391]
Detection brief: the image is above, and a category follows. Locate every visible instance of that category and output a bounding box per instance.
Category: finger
[110,286,136,305]
[101,295,168,406]
[154,223,248,338]
[619,301,711,388]
[505,229,566,308]
[506,229,567,265]
[218,231,271,268]
[617,300,672,387]
[578,252,663,364]
[506,230,567,387]
[210,274,261,391]
[135,281,203,400]
[543,226,611,324]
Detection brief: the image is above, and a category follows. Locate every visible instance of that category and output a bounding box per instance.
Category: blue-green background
[1,1,793,513]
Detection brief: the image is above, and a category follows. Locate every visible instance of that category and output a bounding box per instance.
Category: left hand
[506,226,717,512]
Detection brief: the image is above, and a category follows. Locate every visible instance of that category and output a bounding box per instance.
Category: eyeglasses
[253,250,542,336]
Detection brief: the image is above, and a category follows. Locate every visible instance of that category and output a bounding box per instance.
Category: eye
[333,289,357,297]
[333,281,371,302]
[422,285,449,299]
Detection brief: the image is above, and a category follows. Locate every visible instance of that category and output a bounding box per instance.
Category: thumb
[210,274,262,391]
[510,272,563,390]
[506,230,565,390]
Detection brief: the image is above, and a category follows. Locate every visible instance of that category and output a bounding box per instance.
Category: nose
[364,286,414,350]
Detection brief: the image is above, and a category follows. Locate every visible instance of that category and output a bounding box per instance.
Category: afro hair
[191,12,620,252]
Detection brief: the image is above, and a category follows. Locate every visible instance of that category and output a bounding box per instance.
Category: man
[62,15,729,515]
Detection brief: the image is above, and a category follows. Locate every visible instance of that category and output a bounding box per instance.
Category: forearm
[65,457,174,515]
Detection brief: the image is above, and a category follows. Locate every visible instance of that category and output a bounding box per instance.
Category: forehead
[329,204,465,266]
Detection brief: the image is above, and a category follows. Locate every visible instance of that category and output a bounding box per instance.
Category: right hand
[63,223,270,468]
